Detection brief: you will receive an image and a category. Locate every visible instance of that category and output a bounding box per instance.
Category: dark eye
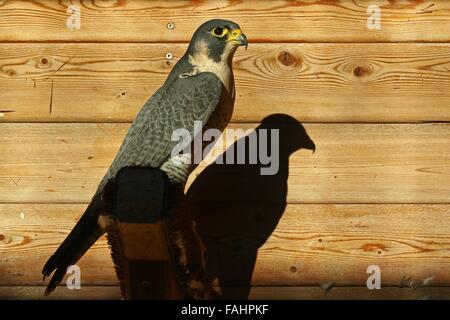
[211,27,226,37]
[214,27,223,35]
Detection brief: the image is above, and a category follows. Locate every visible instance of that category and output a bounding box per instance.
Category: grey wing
[96,72,223,192]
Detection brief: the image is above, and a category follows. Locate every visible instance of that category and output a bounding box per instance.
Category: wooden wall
[0,0,449,300]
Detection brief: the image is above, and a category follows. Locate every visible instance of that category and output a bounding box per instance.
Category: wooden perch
[103,167,182,300]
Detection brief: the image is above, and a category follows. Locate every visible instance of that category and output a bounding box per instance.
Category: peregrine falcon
[42,19,248,296]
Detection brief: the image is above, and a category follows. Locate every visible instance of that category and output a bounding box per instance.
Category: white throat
[188,41,236,95]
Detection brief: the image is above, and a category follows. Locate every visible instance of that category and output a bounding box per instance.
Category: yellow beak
[227,28,248,49]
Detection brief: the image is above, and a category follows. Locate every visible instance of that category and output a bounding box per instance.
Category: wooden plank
[1,1,450,43]
[0,286,121,300]
[0,204,448,286]
[0,286,448,300]
[1,123,450,203]
[247,286,450,300]
[0,204,116,286]
[2,43,450,123]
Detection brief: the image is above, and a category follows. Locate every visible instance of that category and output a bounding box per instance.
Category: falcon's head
[187,19,248,63]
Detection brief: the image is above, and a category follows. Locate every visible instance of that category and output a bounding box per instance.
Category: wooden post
[104,167,182,300]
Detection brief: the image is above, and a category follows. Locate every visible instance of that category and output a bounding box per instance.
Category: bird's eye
[211,27,227,37]
[213,27,224,36]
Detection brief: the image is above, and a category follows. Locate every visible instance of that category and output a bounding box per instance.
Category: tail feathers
[42,193,105,295]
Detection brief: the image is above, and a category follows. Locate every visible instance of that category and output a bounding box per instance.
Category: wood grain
[0,286,121,300]
[1,286,448,300]
[1,1,450,43]
[0,204,448,286]
[1,0,449,301]
[1,123,450,204]
[246,286,450,300]
[2,43,450,123]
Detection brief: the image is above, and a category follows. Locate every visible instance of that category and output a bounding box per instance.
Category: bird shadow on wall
[186,113,315,299]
